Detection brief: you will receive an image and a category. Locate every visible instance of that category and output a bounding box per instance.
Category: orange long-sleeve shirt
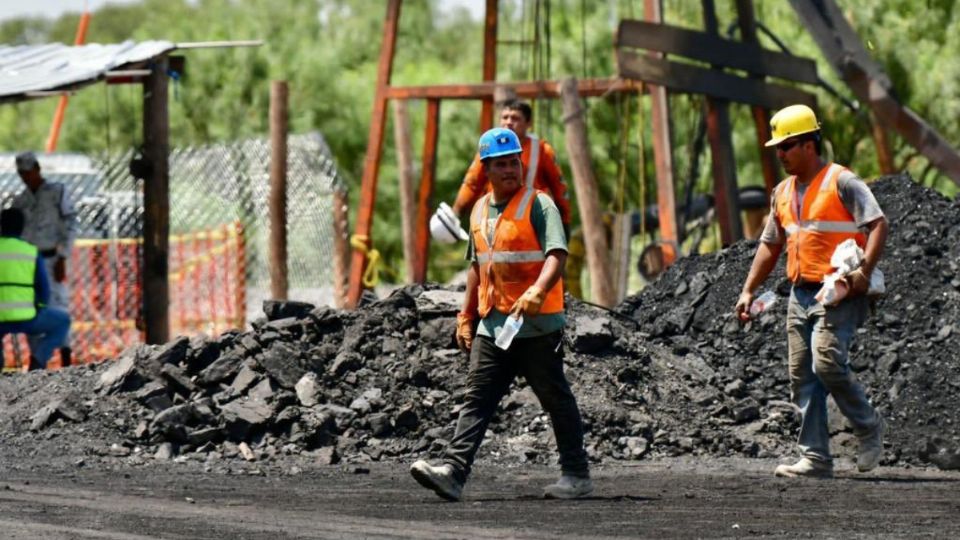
[453,135,572,225]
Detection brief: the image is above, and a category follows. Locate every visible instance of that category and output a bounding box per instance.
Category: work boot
[543,475,594,499]
[857,417,885,472]
[410,460,462,502]
[774,458,833,479]
[60,347,72,368]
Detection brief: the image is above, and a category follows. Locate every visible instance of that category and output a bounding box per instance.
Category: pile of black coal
[7,173,957,473]
[618,173,960,470]
[20,281,783,468]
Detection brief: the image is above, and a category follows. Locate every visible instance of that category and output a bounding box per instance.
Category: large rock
[185,336,221,374]
[263,300,315,321]
[97,345,147,394]
[259,342,308,389]
[197,351,244,386]
[220,398,276,439]
[139,336,190,381]
[295,373,321,407]
[161,363,198,397]
[569,315,615,353]
[230,362,263,393]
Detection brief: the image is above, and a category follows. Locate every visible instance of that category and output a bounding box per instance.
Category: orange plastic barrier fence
[3,221,246,372]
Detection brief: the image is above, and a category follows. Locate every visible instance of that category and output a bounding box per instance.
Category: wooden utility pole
[643,0,679,266]
[392,100,417,282]
[480,0,498,131]
[269,80,289,300]
[348,0,401,307]
[702,0,743,245]
[412,99,440,283]
[560,77,615,308]
[142,55,170,344]
[734,0,780,194]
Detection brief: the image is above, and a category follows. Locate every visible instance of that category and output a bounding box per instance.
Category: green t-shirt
[466,192,567,338]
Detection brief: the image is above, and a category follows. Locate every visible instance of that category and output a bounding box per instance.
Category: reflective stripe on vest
[475,250,546,264]
[471,189,564,318]
[0,237,38,323]
[775,163,866,283]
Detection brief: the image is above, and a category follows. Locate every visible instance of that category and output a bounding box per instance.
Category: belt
[792,281,822,291]
[38,248,59,258]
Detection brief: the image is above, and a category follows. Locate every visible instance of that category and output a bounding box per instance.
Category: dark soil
[0,174,957,538]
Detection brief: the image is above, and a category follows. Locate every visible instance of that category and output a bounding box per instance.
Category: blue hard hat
[478,127,522,161]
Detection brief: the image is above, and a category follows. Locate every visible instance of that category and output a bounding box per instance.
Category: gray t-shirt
[760,167,884,245]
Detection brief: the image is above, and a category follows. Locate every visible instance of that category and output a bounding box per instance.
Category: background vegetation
[1,0,957,286]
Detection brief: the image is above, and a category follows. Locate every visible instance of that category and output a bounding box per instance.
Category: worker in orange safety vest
[410,127,591,502]
[446,99,572,240]
[735,104,888,479]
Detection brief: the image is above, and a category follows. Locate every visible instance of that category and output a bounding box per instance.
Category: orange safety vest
[774,163,866,283]
[471,188,564,318]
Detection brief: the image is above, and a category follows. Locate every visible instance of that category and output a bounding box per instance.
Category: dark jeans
[443,331,589,481]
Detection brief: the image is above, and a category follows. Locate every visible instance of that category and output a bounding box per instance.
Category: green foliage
[1,0,958,286]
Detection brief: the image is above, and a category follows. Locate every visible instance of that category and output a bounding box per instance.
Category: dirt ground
[1,458,958,539]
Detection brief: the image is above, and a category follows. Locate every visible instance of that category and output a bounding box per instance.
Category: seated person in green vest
[0,208,70,371]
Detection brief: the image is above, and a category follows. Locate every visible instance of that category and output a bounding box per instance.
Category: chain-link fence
[1,132,344,369]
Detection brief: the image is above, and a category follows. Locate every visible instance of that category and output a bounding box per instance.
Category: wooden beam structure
[412,99,440,284]
[702,0,742,246]
[353,0,847,303]
[735,0,780,194]
[616,51,816,110]
[644,0,678,266]
[269,81,289,300]
[392,100,417,283]
[385,77,642,101]
[479,0,498,132]
[142,55,171,344]
[789,0,960,186]
[347,0,401,308]
[617,19,819,85]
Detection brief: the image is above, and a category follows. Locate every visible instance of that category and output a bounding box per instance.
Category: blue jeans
[0,307,71,368]
[786,287,880,464]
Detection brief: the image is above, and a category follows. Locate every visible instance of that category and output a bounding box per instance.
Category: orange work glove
[510,285,545,318]
[456,312,475,352]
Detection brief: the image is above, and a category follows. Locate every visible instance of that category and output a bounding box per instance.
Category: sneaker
[857,418,885,472]
[774,458,833,479]
[543,475,594,499]
[410,460,462,502]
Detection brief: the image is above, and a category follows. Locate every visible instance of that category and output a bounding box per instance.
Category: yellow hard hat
[765,104,820,147]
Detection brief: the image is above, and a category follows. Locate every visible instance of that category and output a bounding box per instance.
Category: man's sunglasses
[776,139,803,152]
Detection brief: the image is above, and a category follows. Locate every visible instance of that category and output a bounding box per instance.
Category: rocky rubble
[618,174,960,470]
[1,173,957,473]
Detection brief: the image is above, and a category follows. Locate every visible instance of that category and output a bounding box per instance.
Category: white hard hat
[430,202,468,244]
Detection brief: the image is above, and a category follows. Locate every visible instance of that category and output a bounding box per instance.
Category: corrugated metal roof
[0,40,174,102]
